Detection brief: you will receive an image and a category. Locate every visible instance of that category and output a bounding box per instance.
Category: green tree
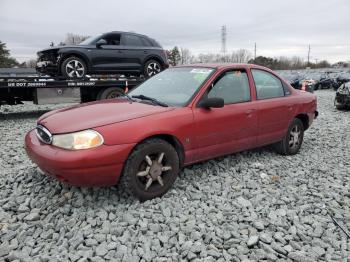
[0,41,19,68]
[168,46,181,66]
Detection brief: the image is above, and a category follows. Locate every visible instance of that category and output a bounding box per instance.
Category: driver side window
[103,34,121,45]
[206,70,251,104]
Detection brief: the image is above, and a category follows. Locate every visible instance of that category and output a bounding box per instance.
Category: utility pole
[254,42,257,61]
[221,25,227,62]
[307,44,311,66]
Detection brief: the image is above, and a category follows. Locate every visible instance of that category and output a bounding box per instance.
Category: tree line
[167,46,334,70]
[0,36,348,70]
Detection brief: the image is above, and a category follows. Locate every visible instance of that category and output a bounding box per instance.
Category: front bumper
[36,60,58,75]
[25,129,135,187]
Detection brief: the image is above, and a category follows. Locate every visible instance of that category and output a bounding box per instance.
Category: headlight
[52,130,104,150]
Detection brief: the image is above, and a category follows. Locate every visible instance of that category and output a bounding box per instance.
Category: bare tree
[180,48,193,64]
[63,33,90,45]
[231,49,252,63]
[290,56,305,69]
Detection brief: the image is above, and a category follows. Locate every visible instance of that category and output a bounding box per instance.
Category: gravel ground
[0,90,349,262]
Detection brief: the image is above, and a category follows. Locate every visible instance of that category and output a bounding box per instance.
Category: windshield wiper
[132,95,168,107]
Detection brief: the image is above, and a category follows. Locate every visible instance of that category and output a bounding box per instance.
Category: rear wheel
[97,87,125,100]
[120,138,179,201]
[61,56,87,79]
[143,60,162,78]
[274,118,304,155]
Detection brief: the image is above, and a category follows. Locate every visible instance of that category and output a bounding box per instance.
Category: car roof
[108,31,150,38]
[175,63,274,72]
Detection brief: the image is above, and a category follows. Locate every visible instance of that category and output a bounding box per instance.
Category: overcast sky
[1,0,349,63]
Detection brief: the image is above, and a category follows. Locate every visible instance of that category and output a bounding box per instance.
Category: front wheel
[143,60,162,78]
[120,139,179,201]
[61,56,87,79]
[274,118,304,155]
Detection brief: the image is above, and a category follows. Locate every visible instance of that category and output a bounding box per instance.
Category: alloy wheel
[289,125,301,149]
[66,60,85,78]
[136,152,172,191]
[146,62,161,77]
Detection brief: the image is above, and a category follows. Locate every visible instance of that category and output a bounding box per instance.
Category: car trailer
[0,76,144,105]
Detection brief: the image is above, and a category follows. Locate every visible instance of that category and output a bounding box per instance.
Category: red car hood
[38,100,175,134]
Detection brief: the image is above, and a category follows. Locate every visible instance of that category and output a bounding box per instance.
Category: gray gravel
[0,90,349,261]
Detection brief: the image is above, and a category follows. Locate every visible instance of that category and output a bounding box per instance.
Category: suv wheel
[144,60,162,78]
[120,138,179,201]
[61,57,87,78]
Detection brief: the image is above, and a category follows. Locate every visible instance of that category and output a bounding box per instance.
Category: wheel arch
[295,113,309,130]
[59,51,92,72]
[144,55,165,68]
[128,134,185,168]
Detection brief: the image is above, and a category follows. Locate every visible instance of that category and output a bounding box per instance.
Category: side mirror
[198,97,224,109]
[96,39,107,48]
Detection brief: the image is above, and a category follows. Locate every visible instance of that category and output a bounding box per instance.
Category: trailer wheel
[97,87,125,100]
[61,56,87,79]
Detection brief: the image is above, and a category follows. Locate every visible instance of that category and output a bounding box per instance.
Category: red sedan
[25,64,318,200]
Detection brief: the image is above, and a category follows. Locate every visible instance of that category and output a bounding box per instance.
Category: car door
[89,33,125,72]
[120,33,147,71]
[192,69,258,162]
[251,69,294,146]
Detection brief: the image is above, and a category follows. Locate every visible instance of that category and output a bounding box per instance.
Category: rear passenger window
[122,34,144,46]
[206,70,251,104]
[252,69,285,99]
[140,37,153,47]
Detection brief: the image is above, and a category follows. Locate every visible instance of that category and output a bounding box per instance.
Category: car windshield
[78,34,102,45]
[129,67,214,107]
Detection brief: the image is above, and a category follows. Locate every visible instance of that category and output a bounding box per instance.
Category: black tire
[143,59,162,78]
[61,56,87,79]
[120,138,179,201]
[335,104,347,110]
[97,87,125,100]
[274,118,304,155]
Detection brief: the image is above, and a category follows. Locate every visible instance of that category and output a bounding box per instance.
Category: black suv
[36,31,169,78]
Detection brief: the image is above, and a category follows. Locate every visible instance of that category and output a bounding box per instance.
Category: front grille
[36,125,52,144]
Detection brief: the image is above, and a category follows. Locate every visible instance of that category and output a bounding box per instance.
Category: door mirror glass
[96,39,107,48]
[198,97,224,109]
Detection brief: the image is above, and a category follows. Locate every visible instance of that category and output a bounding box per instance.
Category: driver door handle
[245,109,256,117]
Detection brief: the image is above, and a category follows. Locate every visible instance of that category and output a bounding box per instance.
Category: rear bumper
[25,129,135,187]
